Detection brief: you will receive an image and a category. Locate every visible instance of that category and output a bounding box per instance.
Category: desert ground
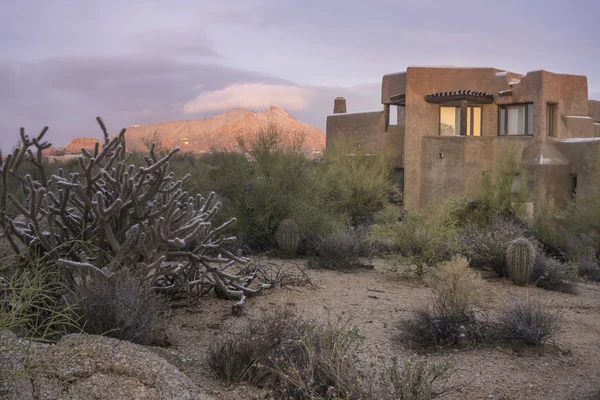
[151,257,600,400]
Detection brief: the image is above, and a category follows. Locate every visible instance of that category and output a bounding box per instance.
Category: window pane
[440,107,458,135]
[472,107,481,136]
[500,108,506,135]
[527,104,534,135]
[467,107,471,135]
[507,105,525,135]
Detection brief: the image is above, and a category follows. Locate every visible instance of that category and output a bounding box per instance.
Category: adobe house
[327,66,600,214]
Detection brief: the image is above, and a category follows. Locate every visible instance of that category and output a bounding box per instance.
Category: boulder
[2,333,213,400]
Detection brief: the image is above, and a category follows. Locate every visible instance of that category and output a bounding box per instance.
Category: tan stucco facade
[327,66,600,214]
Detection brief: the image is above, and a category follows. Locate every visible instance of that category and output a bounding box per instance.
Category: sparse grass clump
[0,262,78,387]
[68,270,169,346]
[493,298,562,346]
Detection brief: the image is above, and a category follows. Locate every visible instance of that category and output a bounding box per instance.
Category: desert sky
[1,0,598,149]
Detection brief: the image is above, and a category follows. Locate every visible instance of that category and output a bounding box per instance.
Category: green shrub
[317,145,397,219]
[473,141,531,224]
[557,142,600,254]
[371,203,461,273]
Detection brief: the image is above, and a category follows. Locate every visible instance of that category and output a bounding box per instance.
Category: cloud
[183,82,315,113]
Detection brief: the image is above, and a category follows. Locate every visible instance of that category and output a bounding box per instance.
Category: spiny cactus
[506,237,535,286]
[0,119,271,309]
[275,219,300,258]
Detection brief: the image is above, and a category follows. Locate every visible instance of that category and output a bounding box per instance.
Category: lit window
[439,106,482,136]
[499,104,534,136]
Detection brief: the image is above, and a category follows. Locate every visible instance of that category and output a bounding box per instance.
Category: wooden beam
[460,101,468,136]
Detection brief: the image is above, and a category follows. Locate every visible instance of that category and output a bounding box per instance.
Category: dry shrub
[532,253,577,293]
[312,228,369,269]
[427,256,485,317]
[577,259,600,282]
[207,308,371,399]
[401,306,485,351]
[207,306,306,385]
[207,337,262,384]
[402,256,487,350]
[274,320,367,399]
[493,298,562,346]
[69,270,168,345]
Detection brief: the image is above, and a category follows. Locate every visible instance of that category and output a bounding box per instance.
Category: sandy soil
[152,257,600,400]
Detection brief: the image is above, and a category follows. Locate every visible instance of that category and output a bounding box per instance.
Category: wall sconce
[438,152,444,159]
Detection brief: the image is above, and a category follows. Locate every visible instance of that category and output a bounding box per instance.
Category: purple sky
[1,0,599,150]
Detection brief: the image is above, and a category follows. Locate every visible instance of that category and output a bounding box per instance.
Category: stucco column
[460,101,467,136]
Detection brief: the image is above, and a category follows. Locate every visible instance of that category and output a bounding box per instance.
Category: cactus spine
[506,237,535,286]
[276,219,300,258]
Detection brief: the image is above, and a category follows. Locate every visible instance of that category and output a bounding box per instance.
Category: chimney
[333,97,347,114]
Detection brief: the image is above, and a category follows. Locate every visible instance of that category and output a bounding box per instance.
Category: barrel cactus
[275,219,300,258]
[506,237,535,285]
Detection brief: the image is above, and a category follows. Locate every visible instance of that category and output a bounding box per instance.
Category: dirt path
[154,258,600,400]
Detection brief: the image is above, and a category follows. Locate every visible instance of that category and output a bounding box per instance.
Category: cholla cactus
[506,237,535,286]
[0,118,268,306]
[275,219,300,258]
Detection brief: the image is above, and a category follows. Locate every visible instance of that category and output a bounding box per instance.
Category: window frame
[498,103,534,136]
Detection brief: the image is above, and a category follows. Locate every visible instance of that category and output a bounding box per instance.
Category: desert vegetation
[1,122,600,399]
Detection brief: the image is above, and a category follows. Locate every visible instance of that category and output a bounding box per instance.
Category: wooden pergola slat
[424,90,494,105]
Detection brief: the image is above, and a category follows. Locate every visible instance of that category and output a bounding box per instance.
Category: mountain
[122,106,325,153]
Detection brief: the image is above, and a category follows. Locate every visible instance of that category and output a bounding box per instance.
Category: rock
[0,331,35,400]
[4,333,213,400]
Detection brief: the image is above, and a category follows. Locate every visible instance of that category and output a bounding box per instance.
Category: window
[499,104,533,136]
[439,106,482,136]
[389,105,398,126]
[571,173,578,199]
[547,103,556,137]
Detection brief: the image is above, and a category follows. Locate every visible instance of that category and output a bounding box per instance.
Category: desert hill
[123,106,325,153]
[45,107,325,156]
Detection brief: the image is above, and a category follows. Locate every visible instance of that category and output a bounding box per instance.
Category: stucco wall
[403,67,506,210]
[589,100,600,122]
[326,111,405,167]
[419,136,497,208]
[381,73,406,104]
